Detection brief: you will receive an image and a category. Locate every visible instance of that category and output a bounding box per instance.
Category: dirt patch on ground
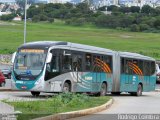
[120,35,133,38]
[0,21,18,26]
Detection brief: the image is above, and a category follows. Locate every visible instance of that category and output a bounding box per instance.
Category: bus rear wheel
[130,84,142,96]
[98,83,107,96]
[31,91,40,97]
[136,84,142,96]
[62,82,71,93]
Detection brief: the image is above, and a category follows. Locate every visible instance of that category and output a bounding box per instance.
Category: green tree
[154,17,160,29]
[0,14,16,21]
[27,6,42,18]
[130,6,140,13]
[107,5,119,12]
[119,15,134,27]
[120,7,130,13]
[76,2,90,14]
[154,7,160,15]
[98,6,107,11]
[139,24,150,31]
[141,5,153,14]
[95,14,120,28]
[64,2,73,9]
[32,15,40,22]
[130,24,140,32]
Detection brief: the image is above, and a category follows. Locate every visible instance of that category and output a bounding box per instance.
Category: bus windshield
[14,50,47,79]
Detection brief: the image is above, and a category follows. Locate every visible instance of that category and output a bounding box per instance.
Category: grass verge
[0,21,160,59]
[4,93,111,120]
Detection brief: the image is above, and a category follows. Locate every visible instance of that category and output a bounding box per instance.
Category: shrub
[48,18,54,23]
[39,14,48,21]
[32,15,40,22]
[65,17,86,26]
[139,24,150,31]
[130,24,140,32]
[154,18,160,29]
[0,14,16,21]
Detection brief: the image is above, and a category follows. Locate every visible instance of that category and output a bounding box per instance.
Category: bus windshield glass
[14,49,47,78]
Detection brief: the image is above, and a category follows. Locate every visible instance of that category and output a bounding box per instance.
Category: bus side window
[62,56,72,71]
[93,55,101,72]
[139,60,144,75]
[144,61,150,76]
[72,55,82,71]
[50,56,59,72]
[132,60,138,75]
[45,55,60,81]
[106,55,112,72]
[85,54,92,71]
[151,62,156,75]
[121,58,125,73]
[125,59,133,74]
[150,62,156,75]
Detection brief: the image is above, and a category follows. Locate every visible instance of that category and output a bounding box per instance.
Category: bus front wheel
[31,91,40,97]
[62,82,71,93]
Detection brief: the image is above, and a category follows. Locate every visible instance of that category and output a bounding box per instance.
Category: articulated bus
[11,41,156,96]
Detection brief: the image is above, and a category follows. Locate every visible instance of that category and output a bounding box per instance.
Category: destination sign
[20,49,44,53]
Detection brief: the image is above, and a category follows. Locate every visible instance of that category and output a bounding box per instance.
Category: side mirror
[11,52,16,64]
[46,52,52,63]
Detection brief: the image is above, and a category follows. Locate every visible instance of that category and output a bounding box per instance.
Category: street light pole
[24,0,27,44]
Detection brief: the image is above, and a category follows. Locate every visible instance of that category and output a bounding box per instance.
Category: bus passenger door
[72,54,86,92]
[120,58,133,92]
[143,61,151,91]
[80,53,93,92]
[92,55,101,92]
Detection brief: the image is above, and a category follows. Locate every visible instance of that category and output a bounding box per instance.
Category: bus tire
[62,82,71,93]
[31,91,40,96]
[98,83,107,96]
[111,92,121,95]
[130,84,142,96]
[136,84,143,96]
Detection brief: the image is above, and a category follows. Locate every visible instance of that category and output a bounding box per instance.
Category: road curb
[0,88,25,92]
[33,98,113,120]
[0,88,12,91]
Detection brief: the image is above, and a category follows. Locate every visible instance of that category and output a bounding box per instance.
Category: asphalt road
[0,91,160,120]
[0,91,55,101]
[69,92,160,120]
[0,63,11,70]
[1,63,160,120]
[4,79,11,88]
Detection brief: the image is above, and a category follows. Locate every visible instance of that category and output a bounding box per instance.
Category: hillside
[0,21,160,59]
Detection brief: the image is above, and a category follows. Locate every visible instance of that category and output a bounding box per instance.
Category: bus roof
[19,41,155,61]
[19,41,68,49]
[19,41,114,54]
[119,52,155,61]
